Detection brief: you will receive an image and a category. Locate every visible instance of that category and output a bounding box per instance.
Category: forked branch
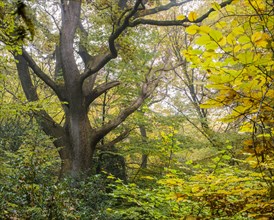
[21,48,66,101]
[80,0,144,83]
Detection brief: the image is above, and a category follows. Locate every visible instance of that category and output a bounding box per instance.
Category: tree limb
[135,0,193,18]
[21,48,66,101]
[77,21,99,95]
[130,19,189,26]
[98,129,131,150]
[14,53,39,102]
[130,0,233,27]
[85,80,121,109]
[60,0,81,86]
[77,21,92,66]
[80,52,113,84]
[80,0,144,83]
[14,53,65,142]
[92,80,153,143]
[93,61,168,143]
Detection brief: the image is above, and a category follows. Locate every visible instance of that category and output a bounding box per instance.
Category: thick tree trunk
[65,108,94,177]
[13,0,157,179]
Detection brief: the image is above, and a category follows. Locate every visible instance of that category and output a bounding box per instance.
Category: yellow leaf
[195,35,211,45]
[200,100,223,108]
[240,122,253,133]
[191,186,201,193]
[232,26,245,35]
[185,25,199,35]
[234,44,241,53]
[251,32,263,42]
[217,189,230,194]
[238,35,250,44]
[227,33,236,45]
[218,37,226,46]
[211,2,221,11]
[107,175,116,179]
[231,19,238,27]
[176,14,186,20]
[176,197,184,202]
[208,11,219,20]
[140,175,154,180]
[251,32,270,47]
[225,5,236,13]
[209,30,223,42]
[216,21,227,29]
[242,43,252,49]
[188,11,198,22]
[198,25,211,34]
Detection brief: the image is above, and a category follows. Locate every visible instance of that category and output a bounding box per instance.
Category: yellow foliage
[176,14,186,20]
[251,32,271,47]
[188,12,198,22]
[211,2,221,11]
[185,25,199,35]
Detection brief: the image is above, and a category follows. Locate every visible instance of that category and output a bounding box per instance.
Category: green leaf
[222,155,231,160]
[185,160,193,165]
[209,30,223,42]
[238,35,250,44]
[195,35,211,45]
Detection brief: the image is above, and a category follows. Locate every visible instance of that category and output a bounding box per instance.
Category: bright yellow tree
[184,0,274,198]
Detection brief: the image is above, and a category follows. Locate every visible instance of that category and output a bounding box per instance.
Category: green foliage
[0,134,117,219]
[0,82,117,219]
[0,121,59,218]
[1,1,273,219]
[0,0,34,52]
[110,149,274,219]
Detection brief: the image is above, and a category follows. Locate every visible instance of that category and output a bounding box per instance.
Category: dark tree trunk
[65,108,93,176]
[13,0,191,178]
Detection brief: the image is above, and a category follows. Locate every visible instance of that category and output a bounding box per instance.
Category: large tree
[1,0,233,177]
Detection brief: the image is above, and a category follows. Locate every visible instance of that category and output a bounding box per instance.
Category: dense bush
[0,119,118,219]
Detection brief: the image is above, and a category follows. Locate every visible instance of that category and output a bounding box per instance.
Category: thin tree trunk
[139,125,148,169]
